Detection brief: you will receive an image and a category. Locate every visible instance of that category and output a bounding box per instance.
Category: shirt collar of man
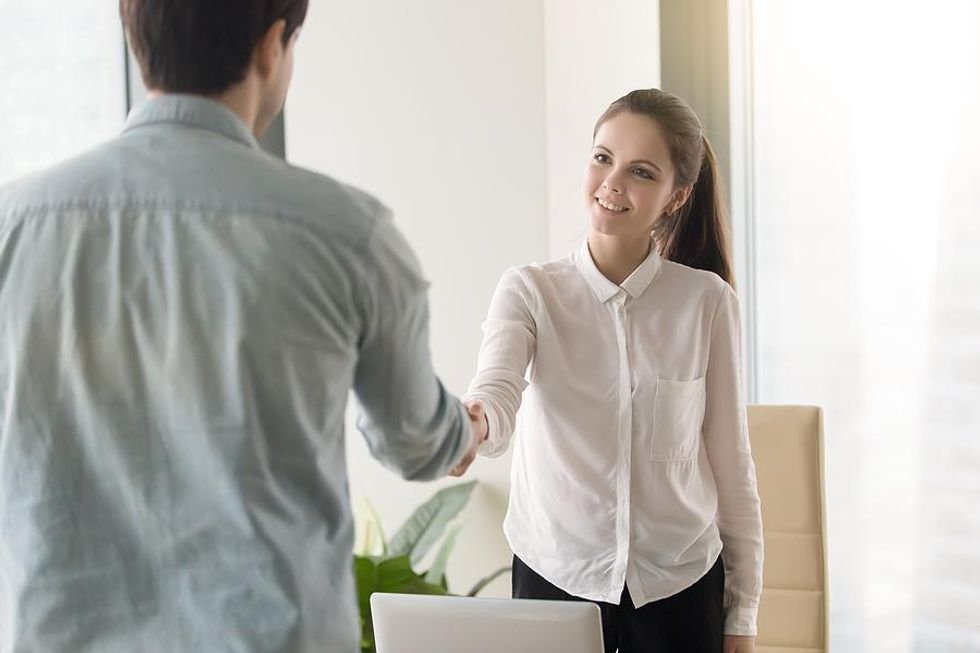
[123,94,260,150]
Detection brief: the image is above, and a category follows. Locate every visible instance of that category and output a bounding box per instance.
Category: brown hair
[120,0,308,95]
[594,89,734,286]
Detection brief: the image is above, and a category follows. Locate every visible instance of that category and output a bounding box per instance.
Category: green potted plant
[353,480,510,653]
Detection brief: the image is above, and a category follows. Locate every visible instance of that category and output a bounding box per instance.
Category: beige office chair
[746,405,829,652]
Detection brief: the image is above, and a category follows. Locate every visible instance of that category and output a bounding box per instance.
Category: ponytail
[656,135,733,286]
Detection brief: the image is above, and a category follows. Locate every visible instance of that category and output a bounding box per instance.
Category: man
[0,1,485,650]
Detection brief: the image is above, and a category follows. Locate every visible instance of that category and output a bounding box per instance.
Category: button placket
[611,293,633,594]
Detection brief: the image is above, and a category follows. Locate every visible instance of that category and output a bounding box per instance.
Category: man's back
[0,96,469,652]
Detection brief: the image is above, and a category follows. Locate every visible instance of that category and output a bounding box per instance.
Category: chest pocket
[651,377,706,461]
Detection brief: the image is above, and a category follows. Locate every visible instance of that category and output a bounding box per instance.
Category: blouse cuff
[475,397,508,458]
[724,603,758,637]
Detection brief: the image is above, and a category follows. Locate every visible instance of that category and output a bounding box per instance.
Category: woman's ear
[667,185,694,215]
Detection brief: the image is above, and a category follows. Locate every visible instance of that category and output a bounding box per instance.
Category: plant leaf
[365,498,388,557]
[354,498,387,557]
[466,565,512,597]
[376,556,419,592]
[377,555,448,596]
[388,481,476,566]
[353,556,378,650]
[423,524,460,585]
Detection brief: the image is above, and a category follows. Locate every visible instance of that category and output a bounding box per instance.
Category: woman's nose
[602,176,623,194]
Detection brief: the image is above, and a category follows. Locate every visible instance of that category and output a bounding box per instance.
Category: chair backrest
[746,405,829,652]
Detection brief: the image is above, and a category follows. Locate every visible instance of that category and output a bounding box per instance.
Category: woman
[456,89,763,653]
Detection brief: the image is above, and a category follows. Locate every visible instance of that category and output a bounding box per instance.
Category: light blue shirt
[0,95,471,652]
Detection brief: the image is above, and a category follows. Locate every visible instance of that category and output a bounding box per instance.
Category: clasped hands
[449,400,488,477]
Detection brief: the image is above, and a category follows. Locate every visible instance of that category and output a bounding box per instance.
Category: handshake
[449,400,488,477]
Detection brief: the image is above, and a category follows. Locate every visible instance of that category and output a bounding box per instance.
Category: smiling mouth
[596,197,629,212]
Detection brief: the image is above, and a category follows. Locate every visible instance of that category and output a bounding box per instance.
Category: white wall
[286,0,660,598]
[285,0,549,597]
[544,0,661,258]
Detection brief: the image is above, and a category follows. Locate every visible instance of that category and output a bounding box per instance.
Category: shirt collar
[122,94,260,150]
[574,238,663,303]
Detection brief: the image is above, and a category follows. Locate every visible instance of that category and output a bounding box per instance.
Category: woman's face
[583,111,690,240]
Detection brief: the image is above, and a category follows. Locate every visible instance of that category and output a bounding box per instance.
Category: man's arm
[351,214,472,480]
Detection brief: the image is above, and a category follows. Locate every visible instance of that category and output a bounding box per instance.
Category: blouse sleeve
[465,268,537,458]
[702,282,765,636]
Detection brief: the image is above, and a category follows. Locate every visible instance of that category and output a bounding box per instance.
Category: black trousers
[512,555,725,653]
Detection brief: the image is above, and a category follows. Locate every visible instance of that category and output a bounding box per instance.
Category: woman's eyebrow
[593,145,663,174]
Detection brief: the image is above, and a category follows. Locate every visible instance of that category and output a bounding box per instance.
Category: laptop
[370,593,605,653]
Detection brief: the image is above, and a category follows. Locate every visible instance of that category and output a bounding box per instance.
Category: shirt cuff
[724,603,758,636]
[476,399,507,458]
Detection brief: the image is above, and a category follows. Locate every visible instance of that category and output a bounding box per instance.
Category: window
[749,1,980,649]
[0,6,285,187]
[0,3,127,184]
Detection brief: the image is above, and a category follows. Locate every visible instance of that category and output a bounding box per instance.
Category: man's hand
[449,400,488,477]
[724,635,755,653]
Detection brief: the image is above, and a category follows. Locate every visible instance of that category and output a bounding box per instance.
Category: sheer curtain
[749,1,980,650]
[0,3,126,184]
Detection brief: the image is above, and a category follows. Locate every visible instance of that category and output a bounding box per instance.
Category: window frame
[659,0,759,401]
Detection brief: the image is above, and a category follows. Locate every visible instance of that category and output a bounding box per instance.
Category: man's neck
[213,82,261,136]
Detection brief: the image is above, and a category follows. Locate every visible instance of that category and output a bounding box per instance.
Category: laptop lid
[370,593,604,653]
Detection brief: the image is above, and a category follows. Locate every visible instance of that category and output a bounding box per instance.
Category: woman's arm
[702,282,765,637]
[464,267,538,458]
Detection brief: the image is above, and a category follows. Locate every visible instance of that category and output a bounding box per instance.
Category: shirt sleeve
[702,282,765,636]
[464,268,536,458]
[352,213,471,481]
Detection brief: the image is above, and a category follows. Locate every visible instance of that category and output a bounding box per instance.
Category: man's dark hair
[120,0,308,95]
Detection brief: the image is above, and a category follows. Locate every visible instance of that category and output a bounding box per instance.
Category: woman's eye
[593,153,610,164]
[633,167,654,179]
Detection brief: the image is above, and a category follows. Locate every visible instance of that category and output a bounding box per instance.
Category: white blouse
[466,240,764,636]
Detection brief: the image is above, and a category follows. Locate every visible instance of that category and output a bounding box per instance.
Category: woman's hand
[723,635,755,653]
[449,400,488,477]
